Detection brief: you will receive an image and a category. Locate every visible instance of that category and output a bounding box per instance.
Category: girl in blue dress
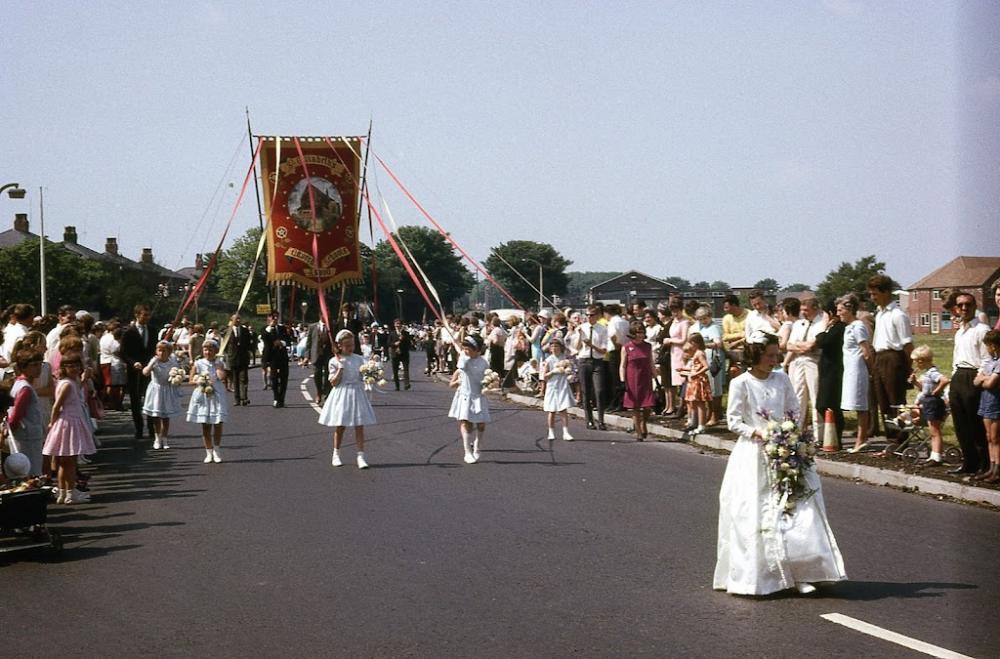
[449,334,491,464]
[319,329,376,469]
[143,340,182,450]
[187,340,228,463]
[541,336,574,440]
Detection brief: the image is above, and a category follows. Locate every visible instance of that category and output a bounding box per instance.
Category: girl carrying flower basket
[187,340,228,464]
[541,336,574,441]
[319,329,376,469]
[143,340,183,450]
[449,334,491,464]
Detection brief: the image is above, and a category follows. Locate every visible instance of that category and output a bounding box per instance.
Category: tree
[781,282,811,293]
[214,227,268,311]
[663,276,691,290]
[752,278,779,291]
[371,226,474,321]
[710,280,731,290]
[0,238,119,316]
[692,281,710,289]
[815,255,898,307]
[484,240,572,310]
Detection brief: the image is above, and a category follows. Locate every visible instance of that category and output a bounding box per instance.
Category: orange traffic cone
[821,408,840,452]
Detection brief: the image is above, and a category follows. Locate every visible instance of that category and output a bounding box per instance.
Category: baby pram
[883,405,963,464]
[0,488,63,557]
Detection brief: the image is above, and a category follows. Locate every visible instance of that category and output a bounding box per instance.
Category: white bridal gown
[714,370,847,595]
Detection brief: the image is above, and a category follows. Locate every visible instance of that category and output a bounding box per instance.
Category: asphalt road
[3,355,998,658]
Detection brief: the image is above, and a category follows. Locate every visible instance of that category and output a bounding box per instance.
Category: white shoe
[464,452,476,464]
[153,437,162,450]
[332,452,342,467]
[204,450,214,463]
[472,449,480,462]
[693,426,705,435]
[212,448,222,463]
[795,582,817,595]
[357,453,369,469]
[562,430,574,441]
[55,489,66,504]
[161,439,171,449]
[547,429,556,440]
[65,488,90,504]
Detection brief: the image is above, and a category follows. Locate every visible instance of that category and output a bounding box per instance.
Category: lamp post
[300,301,308,325]
[394,289,404,321]
[522,258,543,312]
[1,183,26,199]
[38,187,47,315]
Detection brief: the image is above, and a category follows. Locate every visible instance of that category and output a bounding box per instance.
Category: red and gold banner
[260,136,362,290]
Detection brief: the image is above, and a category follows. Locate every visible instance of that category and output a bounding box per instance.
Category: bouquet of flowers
[167,367,187,386]
[760,410,816,514]
[554,359,573,374]
[359,360,386,387]
[482,368,501,390]
[196,373,215,397]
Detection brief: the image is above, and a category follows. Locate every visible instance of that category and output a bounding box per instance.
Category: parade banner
[260,136,362,290]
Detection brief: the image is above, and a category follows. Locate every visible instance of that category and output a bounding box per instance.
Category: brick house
[906,256,1000,334]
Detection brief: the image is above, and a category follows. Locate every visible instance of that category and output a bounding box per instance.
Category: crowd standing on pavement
[2,275,999,508]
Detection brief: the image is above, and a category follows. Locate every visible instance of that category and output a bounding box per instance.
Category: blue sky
[3,1,998,291]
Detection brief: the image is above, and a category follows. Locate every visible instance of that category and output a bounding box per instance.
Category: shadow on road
[819,580,977,600]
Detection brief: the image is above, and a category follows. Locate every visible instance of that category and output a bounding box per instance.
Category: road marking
[301,378,321,412]
[821,613,973,659]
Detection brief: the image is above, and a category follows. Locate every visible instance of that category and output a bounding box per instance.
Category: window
[910,290,918,299]
[920,313,930,327]
[932,289,941,300]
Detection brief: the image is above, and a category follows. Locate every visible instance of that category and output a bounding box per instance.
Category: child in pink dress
[42,354,97,504]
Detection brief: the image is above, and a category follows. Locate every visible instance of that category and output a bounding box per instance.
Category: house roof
[589,270,677,291]
[0,228,38,249]
[908,256,1000,290]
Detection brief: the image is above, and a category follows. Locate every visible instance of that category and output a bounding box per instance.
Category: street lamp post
[38,187,47,315]
[522,258,543,312]
[300,301,308,325]
[394,289,404,321]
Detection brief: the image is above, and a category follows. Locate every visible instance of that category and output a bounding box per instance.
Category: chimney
[14,213,29,233]
[141,248,153,264]
[63,226,78,244]
[195,253,204,270]
[105,237,118,255]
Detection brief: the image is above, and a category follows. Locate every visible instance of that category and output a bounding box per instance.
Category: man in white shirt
[574,304,609,430]
[784,296,828,441]
[743,289,781,340]
[45,305,76,357]
[1,303,34,364]
[948,290,990,476]
[604,304,630,413]
[867,275,913,438]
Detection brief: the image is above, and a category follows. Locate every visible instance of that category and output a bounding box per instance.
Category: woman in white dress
[142,340,182,450]
[319,329,375,469]
[715,331,847,596]
[449,334,491,464]
[838,294,873,453]
[541,336,574,441]
[187,340,228,464]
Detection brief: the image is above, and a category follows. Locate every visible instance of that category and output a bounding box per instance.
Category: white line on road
[821,613,973,659]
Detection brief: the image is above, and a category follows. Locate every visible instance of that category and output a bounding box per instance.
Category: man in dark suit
[388,318,412,391]
[120,303,156,439]
[224,314,254,406]
[333,302,364,354]
[306,317,333,406]
[260,313,291,408]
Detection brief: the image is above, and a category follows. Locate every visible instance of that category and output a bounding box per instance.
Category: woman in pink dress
[621,321,656,440]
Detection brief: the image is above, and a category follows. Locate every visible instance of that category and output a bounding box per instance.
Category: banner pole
[245,107,273,316]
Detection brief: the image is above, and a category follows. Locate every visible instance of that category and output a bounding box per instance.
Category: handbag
[709,350,722,377]
[86,387,105,420]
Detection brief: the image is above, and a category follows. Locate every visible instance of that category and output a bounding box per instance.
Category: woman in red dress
[620,320,656,440]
